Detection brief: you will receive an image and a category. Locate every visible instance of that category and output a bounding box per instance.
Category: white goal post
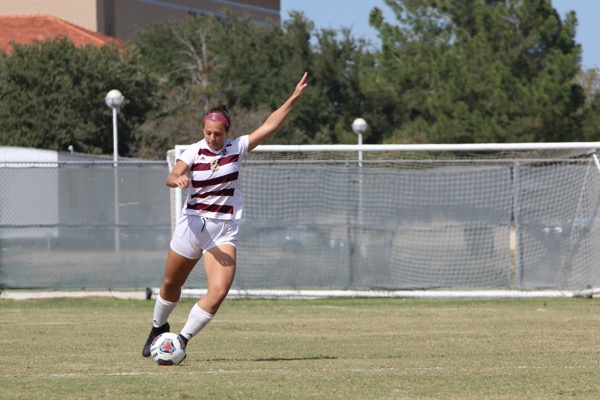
[161,141,600,299]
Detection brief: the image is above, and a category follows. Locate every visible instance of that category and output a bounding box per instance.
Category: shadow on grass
[254,355,338,362]
[206,356,338,362]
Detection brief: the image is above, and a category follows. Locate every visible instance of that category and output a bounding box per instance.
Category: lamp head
[105,89,125,109]
[352,118,368,135]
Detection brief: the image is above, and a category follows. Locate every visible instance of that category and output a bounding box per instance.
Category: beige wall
[112,0,280,40]
[0,0,98,30]
[0,0,280,40]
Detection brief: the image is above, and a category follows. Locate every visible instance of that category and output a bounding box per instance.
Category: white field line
[2,364,598,379]
[3,288,600,301]
[0,290,147,300]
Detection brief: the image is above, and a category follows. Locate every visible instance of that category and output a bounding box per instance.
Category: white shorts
[170,214,239,259]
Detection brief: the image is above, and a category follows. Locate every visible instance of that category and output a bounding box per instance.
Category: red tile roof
[0,14,126,54]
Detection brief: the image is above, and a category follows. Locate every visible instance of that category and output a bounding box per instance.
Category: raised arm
[248,72,308,151]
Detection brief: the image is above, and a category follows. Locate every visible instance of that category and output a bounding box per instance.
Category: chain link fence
[2,155,600,293]
[0,161,171,289]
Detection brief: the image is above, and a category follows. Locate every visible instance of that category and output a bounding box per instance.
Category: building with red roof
[0,14,125,54]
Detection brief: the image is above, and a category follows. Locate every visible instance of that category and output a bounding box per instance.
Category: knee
[210,286,230,301]
[160,280,183,303]
[161,277,182,292]
[206,280,232,302]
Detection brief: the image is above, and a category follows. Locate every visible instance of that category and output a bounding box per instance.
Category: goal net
[164,142,600,298]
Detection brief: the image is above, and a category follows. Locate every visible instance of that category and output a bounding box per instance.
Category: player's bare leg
[179,244,236,343]
[199,244,236,314]
[142,250,199,357]
[160,249,200,302]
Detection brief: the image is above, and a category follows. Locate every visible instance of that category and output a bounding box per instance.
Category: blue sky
[280,0,600,70]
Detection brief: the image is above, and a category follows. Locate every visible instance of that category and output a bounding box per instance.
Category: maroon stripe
[191,162,211,171]
[190,154,239,171]
[191,188,235,199]
[186,202,234,214]
[220,154,239,164]
[199,148,218,157]
[192,171,239,188]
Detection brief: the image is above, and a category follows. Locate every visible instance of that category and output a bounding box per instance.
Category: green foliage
[307,28,374,144]
[576,67,600,141]
[2,1,599,159]
[0,38,156,155]
[371,0,588,144]
[131,11,377,157]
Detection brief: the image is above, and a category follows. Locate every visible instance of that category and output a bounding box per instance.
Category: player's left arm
[248,72,308,151]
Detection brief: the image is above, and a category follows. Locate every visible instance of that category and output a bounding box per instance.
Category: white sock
[180,304,214,340]
[153,295,178,327]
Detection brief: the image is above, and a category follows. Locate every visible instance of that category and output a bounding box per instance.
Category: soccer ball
[150,332,186,365]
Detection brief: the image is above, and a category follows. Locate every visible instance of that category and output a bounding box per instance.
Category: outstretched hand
[293,72,308,99]
[247,71,309,151]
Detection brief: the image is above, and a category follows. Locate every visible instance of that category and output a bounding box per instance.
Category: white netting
[166,143,600,296]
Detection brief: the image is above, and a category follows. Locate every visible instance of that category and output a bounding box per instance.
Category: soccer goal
[161,141,600,299]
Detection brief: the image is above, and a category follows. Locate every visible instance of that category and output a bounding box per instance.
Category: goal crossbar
[220,142,600,153]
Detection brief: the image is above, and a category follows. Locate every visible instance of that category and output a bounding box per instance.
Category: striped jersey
[178,135,250,220]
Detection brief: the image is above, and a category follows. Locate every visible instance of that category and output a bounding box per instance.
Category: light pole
[352,118,368,167]
[351,118,368,266]
[105,89,124,251]
[105,89,125,167]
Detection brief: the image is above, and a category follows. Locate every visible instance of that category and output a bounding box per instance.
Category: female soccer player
[142,72,309,358]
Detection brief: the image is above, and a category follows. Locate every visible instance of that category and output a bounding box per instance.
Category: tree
[132,12,318,157]
[577,67,600,141]
[370,0,586,144]
[131,16,225,158]
[133,9,386,156]
[0,38,157,156]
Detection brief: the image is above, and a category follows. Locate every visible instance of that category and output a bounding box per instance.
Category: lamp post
[351,117,368,268]
[105,89,125,167]
[105,89,124,251]
[352,118,368,167]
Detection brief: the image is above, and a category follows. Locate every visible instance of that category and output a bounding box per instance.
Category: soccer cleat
[177,334,188,363]
[177,334,188,350]
[142,322,170,357]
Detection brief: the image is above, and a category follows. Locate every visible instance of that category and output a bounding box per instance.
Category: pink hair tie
[204,112,230,128]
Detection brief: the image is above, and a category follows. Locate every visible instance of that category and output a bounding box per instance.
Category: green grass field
[1,296,600,399]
